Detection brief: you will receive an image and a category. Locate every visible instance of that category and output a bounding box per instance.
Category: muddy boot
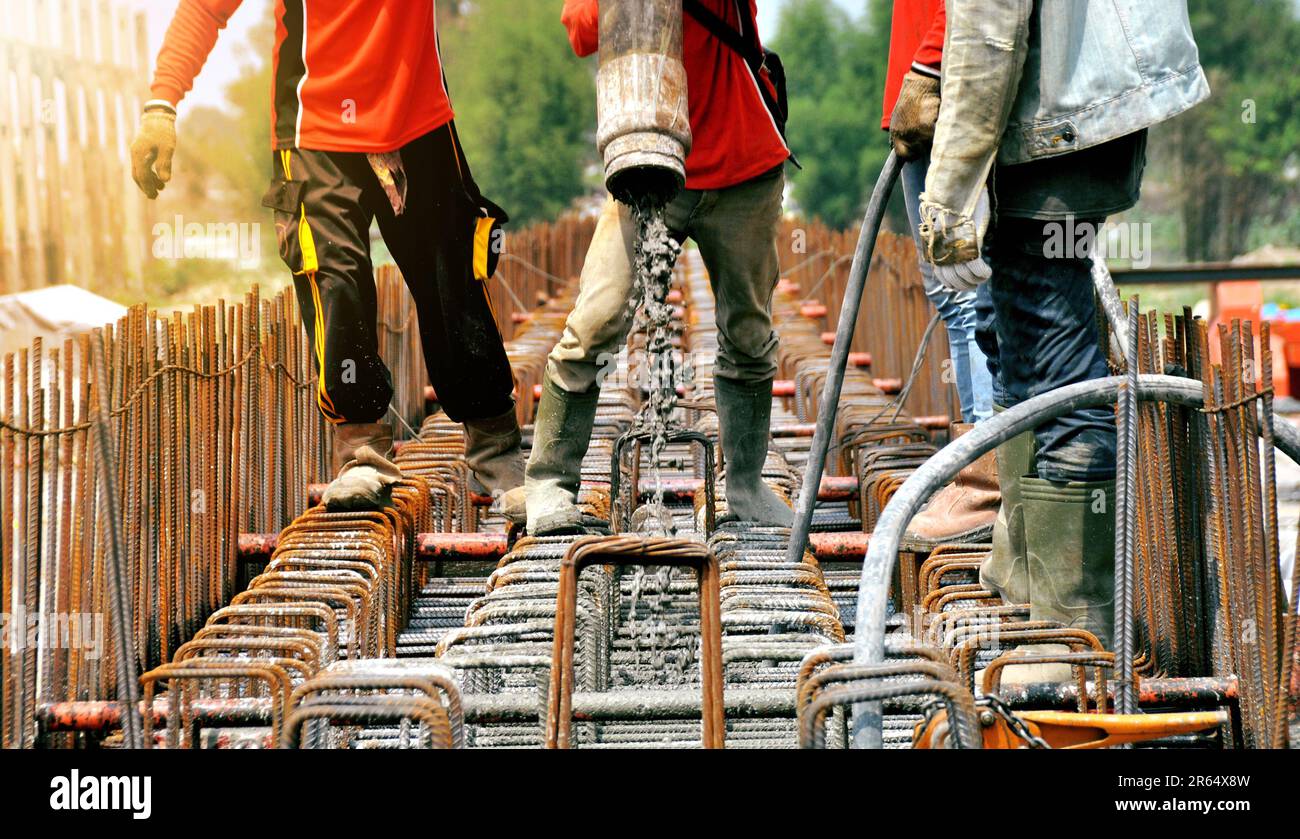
[997,477,1116,685]
[903,423,1000,545]
[715,376,793,527]
[979,427,1036,605]
[465,405,526,502]
[322,422,402,511]
[525,375,599,535]
[496,486,528,526]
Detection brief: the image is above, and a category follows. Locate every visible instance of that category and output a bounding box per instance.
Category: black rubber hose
[786,152,900,565]
[848,373,1300,748]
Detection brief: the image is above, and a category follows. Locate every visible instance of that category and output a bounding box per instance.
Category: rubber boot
[525,375,600,535]
[979,427,1036,605]
[714,376,793,527]
[997,477,1116,685]
[903,423,1000,545]
[465,405,526,505]
[322,422,402,511]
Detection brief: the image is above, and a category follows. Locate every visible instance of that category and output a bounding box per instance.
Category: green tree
[772,0,893,229]
[1141,0,1300,260]
[441,0,596,224]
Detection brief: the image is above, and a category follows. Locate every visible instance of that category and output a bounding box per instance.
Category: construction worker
[515,0,792,535]
[919,0,1208,679]
[129,0,525,512]
[884,0,1000,548]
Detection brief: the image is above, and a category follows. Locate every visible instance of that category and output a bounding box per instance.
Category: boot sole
[898,521,994,552]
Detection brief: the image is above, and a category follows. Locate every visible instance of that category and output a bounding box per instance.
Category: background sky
[127,0,867,113]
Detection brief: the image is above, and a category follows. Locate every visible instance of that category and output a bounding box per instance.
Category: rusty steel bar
[417,533,511,561]
[1114,299,1139,714]
[852,373,1300,748]
[232,529,873,565]
[305,482,494,508]
[546,536,722,749]
[994,676,1239,712]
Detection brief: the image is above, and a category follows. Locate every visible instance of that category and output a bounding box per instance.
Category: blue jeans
[902,153,993,423]
[974,218,1117,482]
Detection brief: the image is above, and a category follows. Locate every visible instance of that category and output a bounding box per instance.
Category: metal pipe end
[603,134,687,205]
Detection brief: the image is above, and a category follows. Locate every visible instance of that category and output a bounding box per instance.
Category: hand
[130,107,176,199]
[919,185,993,291]
[889,70,940,161]
[933,257,992,292]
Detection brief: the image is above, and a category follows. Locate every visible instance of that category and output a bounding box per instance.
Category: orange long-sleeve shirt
[150,0,454,152]
[562,0,789,191]
[881,0,946,130]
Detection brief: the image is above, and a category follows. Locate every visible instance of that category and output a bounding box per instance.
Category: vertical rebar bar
[89,331,143,749]
[1115,298,1139,714]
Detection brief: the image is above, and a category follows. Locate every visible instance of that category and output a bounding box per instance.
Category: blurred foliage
[771,0,894,229]
[440,0,596,224]
[1152,0,1300,260]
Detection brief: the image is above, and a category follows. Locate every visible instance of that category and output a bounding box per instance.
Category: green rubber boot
[714,376,793,527]
[979,427,1036,605]
[997,477,1116,685]
[524,374,600,535]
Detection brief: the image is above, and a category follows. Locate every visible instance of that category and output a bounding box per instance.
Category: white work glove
[919,186,992,292]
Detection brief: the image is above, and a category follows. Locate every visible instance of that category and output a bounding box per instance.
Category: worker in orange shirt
[129,0,525,512]
[514,0,794,534]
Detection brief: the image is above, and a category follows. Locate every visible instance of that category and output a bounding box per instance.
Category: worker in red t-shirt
[883,0,1000,549]
[512,0,793,535]
[129,0,525,513]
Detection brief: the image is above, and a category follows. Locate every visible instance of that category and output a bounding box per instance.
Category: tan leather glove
[130,107,176,200]
[889,70,941,161]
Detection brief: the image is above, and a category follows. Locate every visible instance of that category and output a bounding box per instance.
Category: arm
[888,1,945,159]
[920,0,1032,266]
[131,0,243,199]
[150,0,245,106]
[912,0,944,72]
[561,0,599,58]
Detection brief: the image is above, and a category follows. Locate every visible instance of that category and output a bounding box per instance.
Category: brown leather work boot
[903,423,999,546]
[330,422,394,474]
[322,422,402,511]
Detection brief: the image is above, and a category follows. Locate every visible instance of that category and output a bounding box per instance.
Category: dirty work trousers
[974,217,1117,482]
[263,123,514,425]
[547,165,785,393]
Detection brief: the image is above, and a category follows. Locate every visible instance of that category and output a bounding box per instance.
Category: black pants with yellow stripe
[263,123,514,425]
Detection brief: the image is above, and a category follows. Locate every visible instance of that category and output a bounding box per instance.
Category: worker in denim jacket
[919,0,1209,681]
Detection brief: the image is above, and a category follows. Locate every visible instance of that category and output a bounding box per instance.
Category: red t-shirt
[150,0,454,152]
[881,0,945,130]
[562,0,790,191]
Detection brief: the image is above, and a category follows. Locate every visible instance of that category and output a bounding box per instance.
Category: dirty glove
[321,446,402,511]
[919,185,992,292]
[889,68,941,161]
[130,101,177,199]
[923,0,1032,257]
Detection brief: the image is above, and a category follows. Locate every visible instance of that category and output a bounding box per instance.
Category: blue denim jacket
[998,0,1210,165]
[921,0,1209,265]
